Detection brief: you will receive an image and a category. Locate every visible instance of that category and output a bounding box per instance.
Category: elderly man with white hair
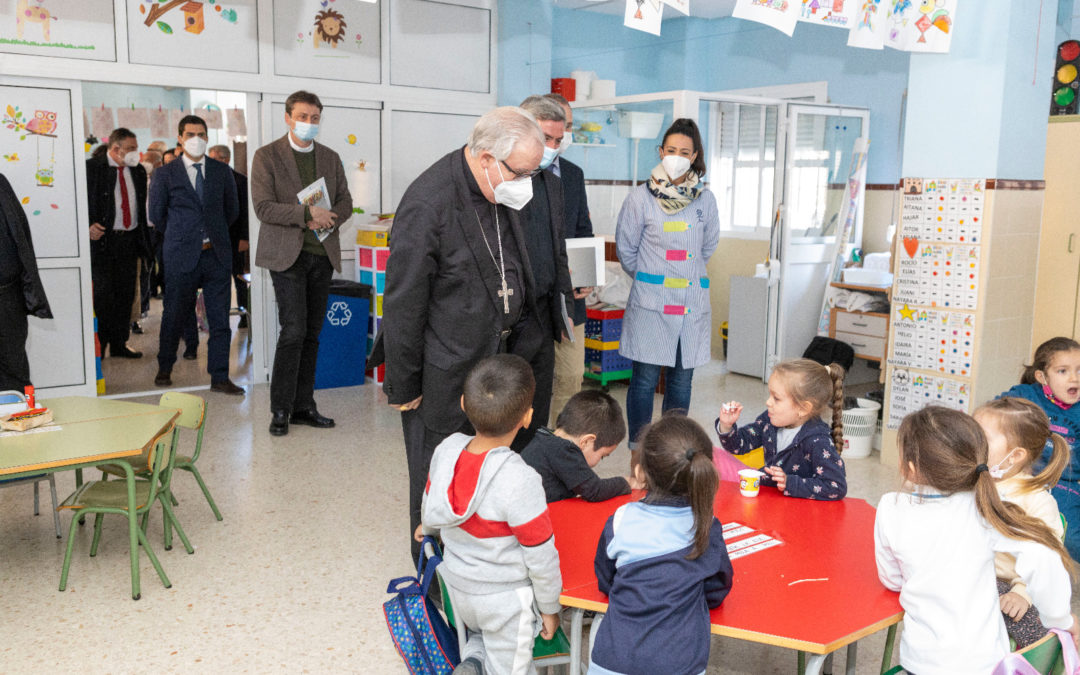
[370,106,545,560]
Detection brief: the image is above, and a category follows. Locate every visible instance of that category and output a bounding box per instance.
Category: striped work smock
[615,184,720,369]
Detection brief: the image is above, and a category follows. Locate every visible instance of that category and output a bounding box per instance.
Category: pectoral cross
[498,280,514,314]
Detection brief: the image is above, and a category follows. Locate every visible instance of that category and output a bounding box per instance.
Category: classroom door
[765,105,868,377]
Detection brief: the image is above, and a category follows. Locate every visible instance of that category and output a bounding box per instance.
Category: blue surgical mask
[539,145,558,171]
[293,121,319,142]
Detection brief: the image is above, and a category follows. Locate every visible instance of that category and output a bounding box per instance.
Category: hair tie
[685,449,695,461]
[975,463,989,475]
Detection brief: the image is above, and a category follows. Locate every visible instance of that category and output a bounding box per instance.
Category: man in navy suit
[149,115,242,394]
[544,93,595,426]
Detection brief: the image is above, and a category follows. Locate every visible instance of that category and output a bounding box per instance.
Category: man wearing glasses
[371,106,545,561]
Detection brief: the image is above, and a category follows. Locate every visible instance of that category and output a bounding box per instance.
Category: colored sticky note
[663,278,690,288]
[663,221,688,233]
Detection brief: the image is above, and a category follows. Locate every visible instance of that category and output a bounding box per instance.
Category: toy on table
[0,386,52,432]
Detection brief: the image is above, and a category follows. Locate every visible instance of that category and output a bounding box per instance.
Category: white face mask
[485,161,533,211]
[989,450,1021,479]
[662,155,692,181]
[123,151,141,168]
[539,146,558,171]
[558,131,572,155]
[184,136,207,159]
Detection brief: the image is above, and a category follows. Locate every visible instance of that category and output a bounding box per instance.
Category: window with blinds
[708,101,778,236]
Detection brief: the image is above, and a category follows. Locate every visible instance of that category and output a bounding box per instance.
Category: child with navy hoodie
[418,355,562,675]
[589,414,733,675]
[999,336,1080,560]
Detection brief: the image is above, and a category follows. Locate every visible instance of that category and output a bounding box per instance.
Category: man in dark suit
[545,93,595,425]
[0,172,51,390]
[149,115,242,394]
[368,106,544,559]
[251,91,353,436]
[514,96,575,444]
[86,127,151,359]
[208,144,249,329]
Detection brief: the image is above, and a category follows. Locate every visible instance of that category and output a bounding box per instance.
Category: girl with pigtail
[715,358,847,500]
[875,406,1079,675]
[589,414,733,675]
[974,397,1071,648]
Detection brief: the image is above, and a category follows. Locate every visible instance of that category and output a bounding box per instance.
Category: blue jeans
[625,344,694,449]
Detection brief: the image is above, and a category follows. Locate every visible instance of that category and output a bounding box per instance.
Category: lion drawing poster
[273,0,379,83]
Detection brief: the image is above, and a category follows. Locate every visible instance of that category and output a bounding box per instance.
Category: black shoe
[154,370,172,386]
[112,345,143,359]
[131,321,143,335]
[210,380,244,396]
[182,344,197,360]
[269,410,289,436]
[290,408,335,428]
[238,315,248,329]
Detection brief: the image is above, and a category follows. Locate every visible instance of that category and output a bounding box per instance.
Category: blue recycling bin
[314,279,371,390]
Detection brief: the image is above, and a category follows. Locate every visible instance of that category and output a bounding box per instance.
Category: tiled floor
[0,364,1068,673]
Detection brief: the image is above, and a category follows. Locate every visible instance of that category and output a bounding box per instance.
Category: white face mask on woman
[485,162,533,210]
[662,155,691,181]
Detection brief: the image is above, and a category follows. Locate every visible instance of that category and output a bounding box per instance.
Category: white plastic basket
[841,397,882,459]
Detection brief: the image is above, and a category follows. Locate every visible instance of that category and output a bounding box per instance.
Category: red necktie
[118,166,131,230]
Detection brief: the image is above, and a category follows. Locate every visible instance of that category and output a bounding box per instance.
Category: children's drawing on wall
[0,85,80,258]
[847,0,887,48]
[272,0,379,82]
[798,0,856,28]
[0,0,115,60]
[733,0,799,37]
[660,0,690,17]
[889,0,953,53]
[127,0,257,72]
[624,0,663,36]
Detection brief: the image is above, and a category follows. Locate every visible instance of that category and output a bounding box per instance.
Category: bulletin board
[272,0,380,83]
[885,177,986,429]
[390,109,478,208]
[0,83,81,258]
[127,0,259,73]
[390,0,490,93]
[0,0,116,61]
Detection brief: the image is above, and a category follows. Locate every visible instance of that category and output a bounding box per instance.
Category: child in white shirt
[874,406,1078,674]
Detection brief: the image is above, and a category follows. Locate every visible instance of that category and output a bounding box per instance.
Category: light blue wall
[497,0,553,107]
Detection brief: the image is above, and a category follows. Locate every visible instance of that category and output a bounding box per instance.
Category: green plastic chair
[57,425,176,600]
[159,392,221,521]
[436,572,572,671]
[880,629,1065,675]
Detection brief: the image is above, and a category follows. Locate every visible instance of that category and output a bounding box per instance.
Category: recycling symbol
[326,301,352,327]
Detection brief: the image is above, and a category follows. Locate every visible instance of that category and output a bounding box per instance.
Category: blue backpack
[383,537,461,674]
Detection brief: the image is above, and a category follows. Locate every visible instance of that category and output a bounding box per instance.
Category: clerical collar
[288,133,314,153]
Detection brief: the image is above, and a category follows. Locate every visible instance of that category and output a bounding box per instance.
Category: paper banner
[884,0,956,53]
[847,0,887,49]
[797,0,857,29]
[90,106,114,141]
[115,107,150,130]
[733,0,799,37]
[195,107,224,130]
[226,108,247,137]
[168,109,185,136]
[149,108,170,138]
[661,0,690,16]
[624,0,663,36]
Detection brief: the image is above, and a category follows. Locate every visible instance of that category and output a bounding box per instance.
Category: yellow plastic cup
[739,469,764,497]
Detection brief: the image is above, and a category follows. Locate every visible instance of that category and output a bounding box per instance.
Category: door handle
[1071,233,1076,253]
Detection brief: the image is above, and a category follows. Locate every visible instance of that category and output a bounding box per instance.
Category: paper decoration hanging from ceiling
[624,0,662,36]
[116,107,150,130]
[733,0,799,36]
[797,0,858,29]
[883,0,956,53]
[847,0,888,49]
[91,106,115,140]
[149,107,170,137]
[661,0,690,16]
[226,108,247,137]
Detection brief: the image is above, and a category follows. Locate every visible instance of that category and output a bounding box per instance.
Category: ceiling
[551,0,739,20]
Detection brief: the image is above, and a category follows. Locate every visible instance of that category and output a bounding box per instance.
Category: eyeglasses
[500,159,541,180]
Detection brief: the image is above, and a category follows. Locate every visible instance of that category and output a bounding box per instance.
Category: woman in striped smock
[616,118,720,465]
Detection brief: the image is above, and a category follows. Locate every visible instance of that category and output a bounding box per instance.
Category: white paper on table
[847,0,887,49]
[91,107,115,141]
[732,0,799,37]
[298,177,335,242]
[661,0,690,16]
[624,0,663,36]
[226,108,247,137]
[797,0,857,29]
[566,236,606,289]
[149,108,170,138]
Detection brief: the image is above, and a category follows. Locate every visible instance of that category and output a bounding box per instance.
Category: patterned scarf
[647,163,703,215]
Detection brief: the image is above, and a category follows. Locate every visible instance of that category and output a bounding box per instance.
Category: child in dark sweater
[522,390,643,502]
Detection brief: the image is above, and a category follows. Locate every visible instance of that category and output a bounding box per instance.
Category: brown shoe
[210,379,244,395]
[154,370,172,386]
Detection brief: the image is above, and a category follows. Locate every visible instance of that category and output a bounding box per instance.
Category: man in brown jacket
[251,91,353,436]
